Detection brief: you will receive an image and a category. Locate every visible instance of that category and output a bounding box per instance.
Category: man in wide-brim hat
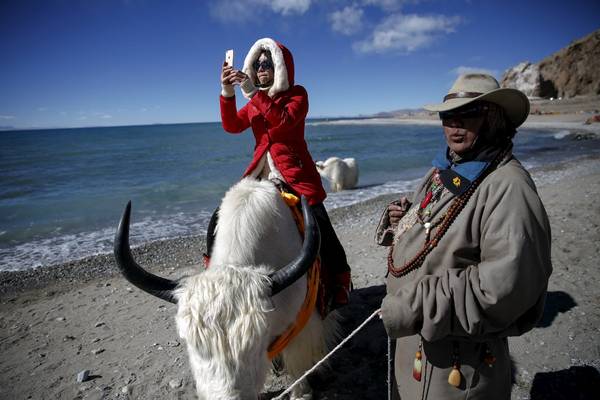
[375,73,552,399]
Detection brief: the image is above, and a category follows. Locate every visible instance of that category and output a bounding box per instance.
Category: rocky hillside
[502,29,600,99]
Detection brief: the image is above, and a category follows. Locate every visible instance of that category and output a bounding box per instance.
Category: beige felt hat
[424,73,530,127]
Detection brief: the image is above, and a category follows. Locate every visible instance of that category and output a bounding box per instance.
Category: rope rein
[273,308,382,400]
[387,336,393,400]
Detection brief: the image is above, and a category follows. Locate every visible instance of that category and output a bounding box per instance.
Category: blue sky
[1,0,598,129]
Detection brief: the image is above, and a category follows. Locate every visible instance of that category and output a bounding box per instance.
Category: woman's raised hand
[221,62,248,86]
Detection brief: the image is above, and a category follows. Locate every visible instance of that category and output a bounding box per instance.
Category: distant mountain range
[370,108,424,118]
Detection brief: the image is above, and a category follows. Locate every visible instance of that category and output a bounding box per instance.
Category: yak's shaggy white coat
[175,178,339,400]
[316,157,359,192]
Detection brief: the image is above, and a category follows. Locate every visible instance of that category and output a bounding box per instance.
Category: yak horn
[114,201,178,304]
[269,196,321,296]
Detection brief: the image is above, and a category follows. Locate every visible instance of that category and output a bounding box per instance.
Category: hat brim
[423,88,530,128]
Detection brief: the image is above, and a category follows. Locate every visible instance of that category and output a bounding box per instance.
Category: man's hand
[388,197,411,228]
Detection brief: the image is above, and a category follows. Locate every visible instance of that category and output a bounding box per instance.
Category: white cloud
[452,66,499,78]
[270,0,311,15]
[330,6,364,35]
[363,0,405,11]
[0,115,15,120]
[354,13,462,53]
[209,0,251,21]
[209,0,311,22]
[100,114,113,119]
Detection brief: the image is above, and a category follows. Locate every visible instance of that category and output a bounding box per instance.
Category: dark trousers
[310,203,350,275]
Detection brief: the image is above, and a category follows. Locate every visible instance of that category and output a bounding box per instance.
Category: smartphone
[225,49,234,67]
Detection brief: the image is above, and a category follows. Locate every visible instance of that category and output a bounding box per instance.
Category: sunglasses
[439,103,488,121]
[253,59,274,71]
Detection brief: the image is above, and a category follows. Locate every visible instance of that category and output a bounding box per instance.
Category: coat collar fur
[242,38,294,98]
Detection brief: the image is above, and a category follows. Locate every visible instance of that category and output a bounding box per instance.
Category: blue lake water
[1,121,598,271]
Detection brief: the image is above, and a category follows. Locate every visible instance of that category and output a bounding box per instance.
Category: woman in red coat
[217,37,351,310]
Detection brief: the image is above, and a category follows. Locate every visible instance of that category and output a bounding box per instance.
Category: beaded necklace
[387,145,510,278]
[391,170,446,246]
[416,170,446,238]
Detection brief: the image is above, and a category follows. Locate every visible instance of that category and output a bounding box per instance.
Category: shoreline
[310,114,600,133]
[1,150,598,300]
[0,151,596,297]
[0,192,404,301]
[2,111,599,278]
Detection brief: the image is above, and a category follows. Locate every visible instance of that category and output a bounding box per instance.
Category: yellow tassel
[448,365,461,387]
[280,191,300,206]
[412,351,422,381]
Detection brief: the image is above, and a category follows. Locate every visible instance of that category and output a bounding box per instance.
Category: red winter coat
[220,39,326,205]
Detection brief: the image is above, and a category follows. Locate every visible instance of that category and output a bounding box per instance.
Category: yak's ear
[174,284,206,349]
[175,296,196,346]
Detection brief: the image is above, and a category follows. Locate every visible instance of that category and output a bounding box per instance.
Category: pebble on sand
[76,370,90,383]
[169,378,183,389]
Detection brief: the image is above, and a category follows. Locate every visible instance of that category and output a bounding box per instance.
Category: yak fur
[174,178,339,400]
[315,157,358,192]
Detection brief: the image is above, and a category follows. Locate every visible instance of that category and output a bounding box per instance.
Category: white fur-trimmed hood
[243,38,292,98]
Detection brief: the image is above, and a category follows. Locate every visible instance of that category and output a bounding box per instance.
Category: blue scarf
[431,147,495,195]
[432,147,491,182]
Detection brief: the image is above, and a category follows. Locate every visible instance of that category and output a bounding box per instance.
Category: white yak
[114,178,339,400]
[315,157,358,192]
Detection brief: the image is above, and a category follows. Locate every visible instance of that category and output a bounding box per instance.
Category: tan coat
[376,153,552,399]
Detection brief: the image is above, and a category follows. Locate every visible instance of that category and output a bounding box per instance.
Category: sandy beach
[1,104,600,399]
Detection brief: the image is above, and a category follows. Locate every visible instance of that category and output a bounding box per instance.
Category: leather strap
[443,91,483,101]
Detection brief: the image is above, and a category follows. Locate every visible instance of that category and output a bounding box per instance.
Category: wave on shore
[0,177,421,272]
[0,209,212,272]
